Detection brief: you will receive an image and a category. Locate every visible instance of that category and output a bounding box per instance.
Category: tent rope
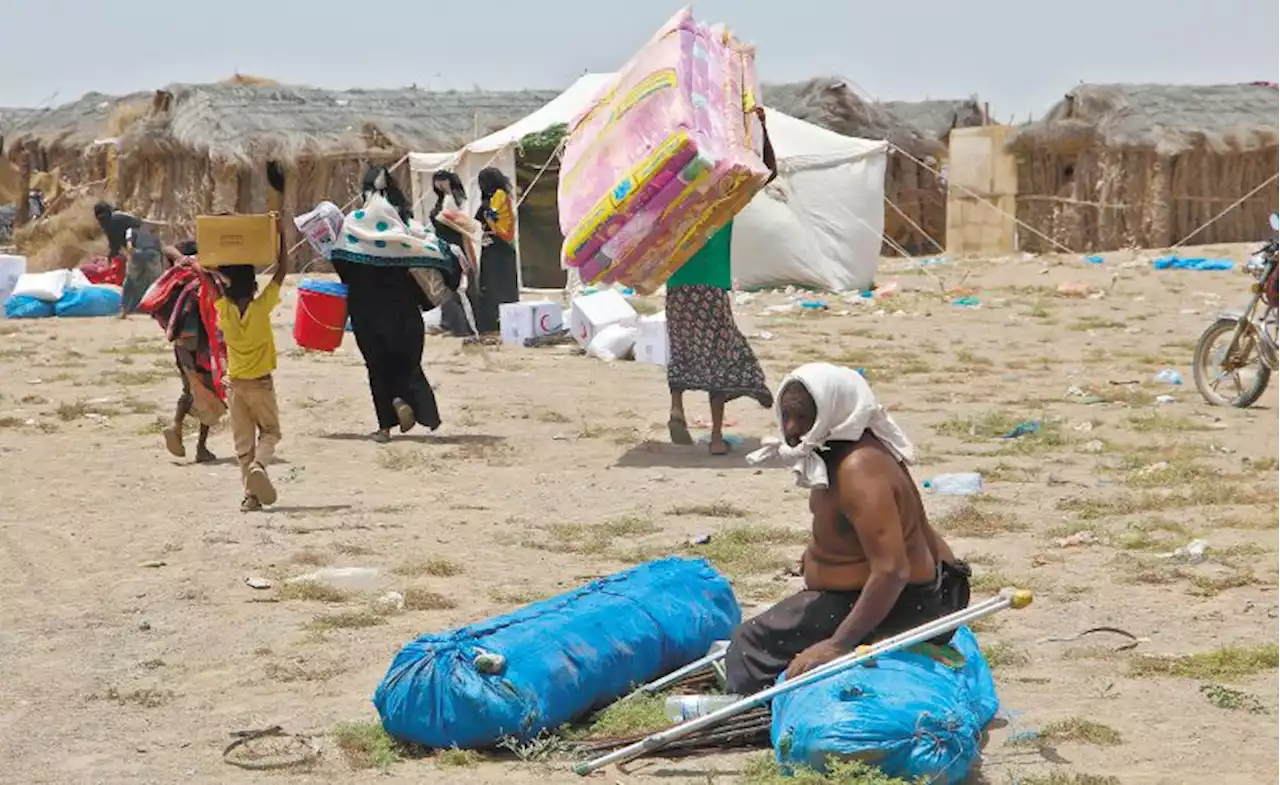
[887,143,1075,255]
[884,196,945,255]
[1171,171,1279,249]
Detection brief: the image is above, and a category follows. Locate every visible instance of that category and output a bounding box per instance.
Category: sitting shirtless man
[728,363,971,694]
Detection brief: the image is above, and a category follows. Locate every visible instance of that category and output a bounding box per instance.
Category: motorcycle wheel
[1193,317,1272,408]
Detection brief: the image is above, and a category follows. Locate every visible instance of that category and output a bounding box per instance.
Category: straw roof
[880,98,984,143]
[1008,83,1280,156]
[763,77,943,157]
[120,82,563,166]
[2,92,146,157]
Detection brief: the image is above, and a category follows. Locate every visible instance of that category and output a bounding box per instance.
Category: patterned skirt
[666,285,773,407]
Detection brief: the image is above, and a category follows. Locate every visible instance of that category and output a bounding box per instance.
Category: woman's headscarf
[362,165,414,226]
[746,363,915,489]
[477,167,512,199]
[431,171,467,216]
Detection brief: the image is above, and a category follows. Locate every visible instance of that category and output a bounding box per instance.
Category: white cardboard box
[570,289,637,347]
[0,255,27,305]
[635,311,668,366]
[499,300,565,347]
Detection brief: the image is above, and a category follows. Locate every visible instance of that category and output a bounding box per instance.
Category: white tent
[407,73,887,293]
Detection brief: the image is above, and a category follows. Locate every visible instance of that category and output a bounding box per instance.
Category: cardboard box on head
[195,214,279,268]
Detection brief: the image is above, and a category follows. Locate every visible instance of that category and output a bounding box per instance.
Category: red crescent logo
[539,313,551,332]
[579,323,587,339]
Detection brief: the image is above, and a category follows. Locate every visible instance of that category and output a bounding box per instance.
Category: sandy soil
[0,245,1276,785]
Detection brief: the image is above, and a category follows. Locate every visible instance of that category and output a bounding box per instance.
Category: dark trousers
[351,308,441,432]
[724,561,971,695]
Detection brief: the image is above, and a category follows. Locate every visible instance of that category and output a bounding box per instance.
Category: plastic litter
[1152,256,1234,272]
[287,567,380,593]
[1154,369,1184,385]
[1000,420,1041,439]
[1165,539,1209,563]
[923,472,983,496]
[664,694,740,722]
[1083,255,1105,264]
[952,296,981,308]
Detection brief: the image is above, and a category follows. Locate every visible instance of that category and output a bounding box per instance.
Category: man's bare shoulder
[834,437,902,484]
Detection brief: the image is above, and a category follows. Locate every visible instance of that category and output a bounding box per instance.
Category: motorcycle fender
[1216,311,1244,321]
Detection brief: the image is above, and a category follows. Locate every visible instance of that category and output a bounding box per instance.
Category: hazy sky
[3,0,1276,119]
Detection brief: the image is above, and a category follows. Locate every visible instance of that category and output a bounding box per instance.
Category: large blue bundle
[771,627,998,785]
[55,286,122,317]
[4,294,54,319]
[374,557,740,749]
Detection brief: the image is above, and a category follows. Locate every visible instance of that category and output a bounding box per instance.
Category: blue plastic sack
[771,627,998,785]
[54,286,121,317]
[374,557,740,749]
[297,278,348,298]
[4,294,55,319]
[1152,255,1235,271]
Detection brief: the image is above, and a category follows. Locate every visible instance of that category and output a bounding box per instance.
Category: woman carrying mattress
[665,106,779,456]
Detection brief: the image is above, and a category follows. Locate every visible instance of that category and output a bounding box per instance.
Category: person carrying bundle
[327,165,468,442]
[733,364,972,694]
[666,107,778,456]
[215,215,289,512]
[140,240,227,463]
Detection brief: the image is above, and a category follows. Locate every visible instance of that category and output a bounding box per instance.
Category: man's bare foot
[393,398,415,433]
[372,430,391,444]
[240,494,262,513]
[246,464,277,506]
[668,415,693,446]
[709,437,731,456]
[163,426,186,458]
[194,447,217,464]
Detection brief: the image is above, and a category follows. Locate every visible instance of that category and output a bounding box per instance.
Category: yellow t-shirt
[216,281,281,380]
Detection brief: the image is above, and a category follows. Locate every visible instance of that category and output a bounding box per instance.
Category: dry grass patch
[290,548,332,567]
[980,641,1029,670]
[1129,644,1279,680]
[1199,683,1268,714]
[534,408,571,424]
[435,747,484,767]
[739,753,917,784]
[686,524,809,579]
[984,461,1038,483]
[263,657,346,683]
[395,556,464,578]
[376,448,441,472]
[1125,411,1213,434]
[333,720,405,770]
[308,610,387,631]
[277,580,353,603]
[933,500,1027,538]
[667,502,751,519]
[1029,717,1124,747]
[1070,316,1127,331]
[570,693,671,740]
[487,587,551,606]
[403,587,458,611]
[1015,774,1119,785]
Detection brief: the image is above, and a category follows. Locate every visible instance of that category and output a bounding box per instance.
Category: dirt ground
[0,244,1276,785]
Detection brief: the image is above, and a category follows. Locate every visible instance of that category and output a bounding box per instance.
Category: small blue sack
[54,286,121,317]
[374,557,740,749]
[771,627,998,785]
[4,294,55,319]
[297,278,348,298]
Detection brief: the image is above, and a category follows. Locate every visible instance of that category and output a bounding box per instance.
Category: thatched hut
[108,82,561,257]
[764,77,953,254]
[880,98,985,146]
[1008,83,1280,251]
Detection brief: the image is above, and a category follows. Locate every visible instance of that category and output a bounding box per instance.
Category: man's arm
[755,106,779,186]
[269,212,288,286]
[826,471,911,647]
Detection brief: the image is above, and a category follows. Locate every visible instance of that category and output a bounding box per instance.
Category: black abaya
[331,261,441,432]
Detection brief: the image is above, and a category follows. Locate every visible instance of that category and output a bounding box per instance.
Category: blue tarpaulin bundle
[54,286,121,317]
[374,557,741,749]
[771,627,998,785]
[4,294,54,319]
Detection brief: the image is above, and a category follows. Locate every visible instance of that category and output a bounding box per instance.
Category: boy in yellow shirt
[215,213,289,512]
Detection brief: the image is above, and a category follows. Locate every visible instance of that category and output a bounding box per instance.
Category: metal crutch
[575,588,1033,776]
[614,642,729,704]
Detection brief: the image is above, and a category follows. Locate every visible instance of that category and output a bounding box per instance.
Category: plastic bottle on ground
[923,472,983,496]
[664,694,741,723]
